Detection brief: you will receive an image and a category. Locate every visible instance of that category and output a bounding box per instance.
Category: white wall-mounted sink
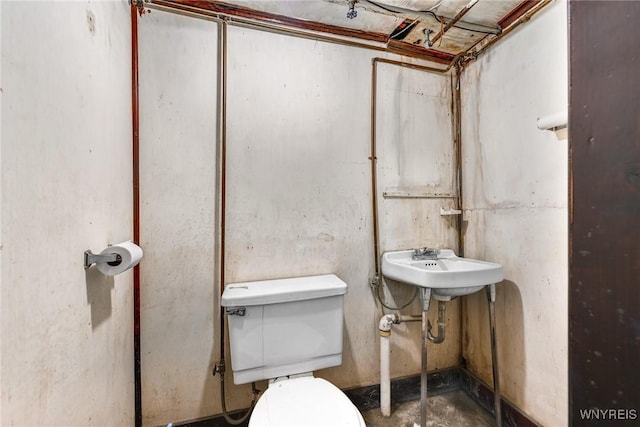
[381,249,503,300]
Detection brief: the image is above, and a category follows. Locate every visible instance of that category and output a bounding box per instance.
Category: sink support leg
[486,284,502,427]
[419,288,431,427]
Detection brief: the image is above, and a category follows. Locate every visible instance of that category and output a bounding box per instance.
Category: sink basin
[381,249,503,300]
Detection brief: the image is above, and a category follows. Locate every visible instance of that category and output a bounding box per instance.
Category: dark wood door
[569,1,640,424]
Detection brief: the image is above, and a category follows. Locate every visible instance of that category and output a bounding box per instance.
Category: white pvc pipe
[378,314,395,417]
[378,313,421,417]
[379,314,396,332]
[380,333,391,417]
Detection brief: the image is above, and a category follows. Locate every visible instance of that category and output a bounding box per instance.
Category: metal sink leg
[486,284,502,427]
[420,288,431,427]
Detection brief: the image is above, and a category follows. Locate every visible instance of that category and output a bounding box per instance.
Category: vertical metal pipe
[420,309,428,427]
[419,288,431,427]
[454,64,464,257]
[486,284,502,427]
[370,59,381,277]
[130,4,142,427]
[215,18,256,426]
[219,21,227,297]
[217,18,228,368]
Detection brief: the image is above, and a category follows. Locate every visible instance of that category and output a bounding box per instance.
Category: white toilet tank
[221,274,347,385]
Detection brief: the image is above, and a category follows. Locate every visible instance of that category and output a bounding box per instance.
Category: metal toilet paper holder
[84,249,122,269]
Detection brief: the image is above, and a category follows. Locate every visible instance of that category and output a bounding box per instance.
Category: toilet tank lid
[221,274,347,306]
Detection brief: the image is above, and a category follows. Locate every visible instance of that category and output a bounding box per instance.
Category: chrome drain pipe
[427,301,447,344]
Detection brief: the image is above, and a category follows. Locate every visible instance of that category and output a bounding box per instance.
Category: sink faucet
[412,247,441,260]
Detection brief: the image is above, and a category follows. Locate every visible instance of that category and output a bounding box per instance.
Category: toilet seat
[249,375,366,427]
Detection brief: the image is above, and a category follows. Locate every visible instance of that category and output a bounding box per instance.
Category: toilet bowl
[221,274,365,427]
[249,374,365,427]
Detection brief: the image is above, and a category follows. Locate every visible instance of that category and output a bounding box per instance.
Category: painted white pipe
[380,333,391,417]
[379,314,396,333]
[537,110,568,131]
[378,314,421,417]
[378,314,395,417]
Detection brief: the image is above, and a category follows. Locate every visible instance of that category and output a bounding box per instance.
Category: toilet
[221,274,366,427]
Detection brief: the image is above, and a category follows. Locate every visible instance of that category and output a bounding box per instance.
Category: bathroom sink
[381,249,503,300]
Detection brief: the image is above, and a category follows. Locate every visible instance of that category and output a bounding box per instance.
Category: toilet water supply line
[214,19,259,425]
[378,301,447,417]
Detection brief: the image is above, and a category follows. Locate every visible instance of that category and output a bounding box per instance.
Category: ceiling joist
[140,0,552,67]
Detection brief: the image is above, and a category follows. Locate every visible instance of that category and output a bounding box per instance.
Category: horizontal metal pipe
[144,0,222,22]
[399,314,422,322]
[430,0,480,47]
[378,313,422,336]
[383,192,457,199]
[152,0,390,43]
[145,0,460,66]
[146,0,388,53]
[470,0,552,60]
[373,57,452,74]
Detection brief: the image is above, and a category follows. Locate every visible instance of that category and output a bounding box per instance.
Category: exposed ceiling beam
[386,40,455,64]
[146,0,457,64]
[429,0,480,47]
[143,0,552,68]
[498,0,544,29]
[153,0,390,42]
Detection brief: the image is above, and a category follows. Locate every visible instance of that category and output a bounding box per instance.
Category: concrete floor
[361,390,496,427]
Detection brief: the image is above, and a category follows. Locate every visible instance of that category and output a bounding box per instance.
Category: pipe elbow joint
[378,313,399,336]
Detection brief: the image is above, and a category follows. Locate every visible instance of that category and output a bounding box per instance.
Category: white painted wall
[0,1,569,425]
[138,11,219,425]
[460,2,568,426]
[225,23,461,394]
[138,13,460,425]
[1,1,134,426]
